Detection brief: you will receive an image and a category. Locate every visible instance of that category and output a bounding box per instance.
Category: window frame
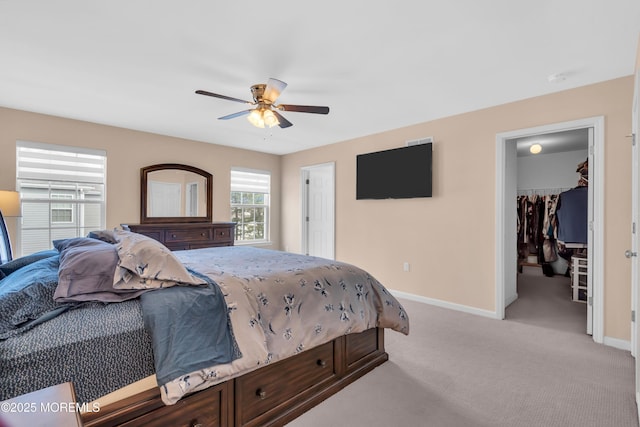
[230,168,271,244]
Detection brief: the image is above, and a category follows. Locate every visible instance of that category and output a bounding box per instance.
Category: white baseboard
[603,335,631,351]
[391,289,633,352]
[390,289,499,319]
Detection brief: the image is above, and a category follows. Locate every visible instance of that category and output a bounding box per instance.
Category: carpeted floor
[507,265,587,334]
[286,270,638,427]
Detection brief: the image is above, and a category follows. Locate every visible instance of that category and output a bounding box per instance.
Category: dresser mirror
[140,163,212,224]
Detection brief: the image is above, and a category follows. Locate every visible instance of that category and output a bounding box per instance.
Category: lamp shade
[0,191,21,217]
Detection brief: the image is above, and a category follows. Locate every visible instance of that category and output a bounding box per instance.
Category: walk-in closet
[505,128,590,335]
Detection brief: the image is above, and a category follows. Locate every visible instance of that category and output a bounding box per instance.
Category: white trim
[390,289,499,319]
[495,116,605,344]
[230,166,272,175]
[602,336,631,351]
[505,292,518,308]
[392,288,628,353]
[17,139,106,157]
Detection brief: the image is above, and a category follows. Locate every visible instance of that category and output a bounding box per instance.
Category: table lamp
[0,190,21,263]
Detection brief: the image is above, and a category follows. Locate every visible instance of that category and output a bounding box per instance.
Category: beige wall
[0,76,634,341]
[0,107,281,251]
[281,76,634,342]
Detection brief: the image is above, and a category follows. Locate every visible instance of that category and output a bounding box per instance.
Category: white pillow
[113,230,206,289]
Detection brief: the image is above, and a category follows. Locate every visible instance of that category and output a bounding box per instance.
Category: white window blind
[16,141,107,255]
[230,169,271,194]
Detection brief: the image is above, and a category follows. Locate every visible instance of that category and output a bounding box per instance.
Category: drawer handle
[201,233,206,237]
[256,388,267,399]
[190,422,202,427]
[171,234,177,238]
[317,359,327,368]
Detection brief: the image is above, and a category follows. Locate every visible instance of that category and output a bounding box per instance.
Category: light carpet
[286,272,637,427]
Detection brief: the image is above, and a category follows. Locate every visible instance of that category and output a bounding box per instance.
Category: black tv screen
[356,143,432,200]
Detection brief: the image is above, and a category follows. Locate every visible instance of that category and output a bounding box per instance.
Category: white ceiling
[514,128,589,157]
[1,1,639,155]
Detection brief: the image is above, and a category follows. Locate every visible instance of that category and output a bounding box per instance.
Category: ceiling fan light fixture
[247,109,265,128]
[196,78,327,130]
[247,108,280,129]
[263,109,279,128]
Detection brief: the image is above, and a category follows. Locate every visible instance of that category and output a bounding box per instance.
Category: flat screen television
[356,143,432,200]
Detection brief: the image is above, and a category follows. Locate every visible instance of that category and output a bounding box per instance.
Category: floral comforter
[160,246,410,405]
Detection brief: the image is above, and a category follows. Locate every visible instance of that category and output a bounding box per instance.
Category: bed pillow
[113,230,206,290]
[0,255,74,340]
[86,229,118,244]
[53,237,147,302]
[0,249,59,278]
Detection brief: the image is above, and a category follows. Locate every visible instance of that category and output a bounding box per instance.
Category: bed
[0,230,409,426]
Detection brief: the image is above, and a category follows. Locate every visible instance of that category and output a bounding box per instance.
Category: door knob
[625,250,638,258]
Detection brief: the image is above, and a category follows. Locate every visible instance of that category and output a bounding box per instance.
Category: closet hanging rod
[517,187,572,196]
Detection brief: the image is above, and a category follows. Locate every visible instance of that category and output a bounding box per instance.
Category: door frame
[495,116,605,344]
[631,69,639,410]
[300,162,336,259]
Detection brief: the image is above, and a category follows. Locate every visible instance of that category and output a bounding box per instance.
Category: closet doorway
[495,117,605,344]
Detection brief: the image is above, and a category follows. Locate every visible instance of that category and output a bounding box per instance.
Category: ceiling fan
[195,78,329,129]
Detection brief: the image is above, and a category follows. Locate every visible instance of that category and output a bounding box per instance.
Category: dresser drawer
[119,384,225,427]
[122,223,235,250]
[236,341,335,425]
[136,230,163,242]
[212,226,233,242]
[164,242,191,251]
[164,227,212,243]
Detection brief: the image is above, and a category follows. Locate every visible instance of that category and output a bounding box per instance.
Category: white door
[149,181,181,217]
[586,127,594,335]
[301,163,335,259]
[630,70,640,405]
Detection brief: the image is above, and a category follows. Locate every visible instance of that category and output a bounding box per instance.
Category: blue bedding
[140,270,241,385]
[0,254,77,340]
[0,232,241,403]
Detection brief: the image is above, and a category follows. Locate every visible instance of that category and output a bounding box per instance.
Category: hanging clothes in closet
[517,192,561,274]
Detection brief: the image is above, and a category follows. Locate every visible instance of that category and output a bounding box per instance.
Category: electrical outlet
[403,262,410,272]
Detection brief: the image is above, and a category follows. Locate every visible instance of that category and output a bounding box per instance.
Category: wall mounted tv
[356,142,432,200]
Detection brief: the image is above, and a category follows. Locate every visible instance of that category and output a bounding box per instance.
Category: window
[230,169,270,243]
[51,194,74,223]
[16,141,106,256]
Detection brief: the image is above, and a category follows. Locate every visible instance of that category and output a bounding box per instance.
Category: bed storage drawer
[235,341,336,426]
[118,383,228,427]
[345,328,383,369]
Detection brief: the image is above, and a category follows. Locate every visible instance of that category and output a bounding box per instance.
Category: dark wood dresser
[122,222,235,251]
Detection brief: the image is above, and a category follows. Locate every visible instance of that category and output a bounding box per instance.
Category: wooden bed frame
[82,327,387,427]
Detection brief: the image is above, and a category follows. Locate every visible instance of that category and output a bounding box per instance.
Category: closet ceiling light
[530,144,542,154]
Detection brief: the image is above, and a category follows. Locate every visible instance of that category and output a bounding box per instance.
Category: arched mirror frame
[140,163,213,224]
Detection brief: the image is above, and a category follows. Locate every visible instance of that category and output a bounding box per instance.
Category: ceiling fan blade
[278,104,330,114]
[272,110,293,128]
[218,110,252,120]
[196,90,252,105]
[263,78,287,103]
